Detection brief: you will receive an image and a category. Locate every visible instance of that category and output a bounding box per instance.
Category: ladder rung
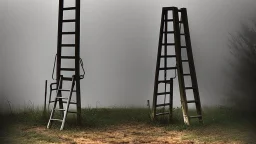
[62,32,76,35]
[157,92,171,95]
[60,68,75,71]
[158,80,172,83]
[156,103,171,107]
[181,46,186,48]
[156,112,170,116]
[160,55,176,58]
[164,19,173,22]
[179,21,183,23]
[185,87,195,90]
[58,89,70,92]
[187,100,197,103]
[183,73,191,76]
[56,97,68,99]
[59,89,77,92]
[62,19,76,23]
[50,119,63,122]
[180,33,186,35]
[189,115,202,119]
[162,43,175,46]
[62,77,73,81]
[63,101,77,104]
[163,31,174,34]
[54,109,66,111]
[182,60,189,62]
[60,56,76,59]
[159,67,177,70]
[63,7,76,10]
[61,44,75,47]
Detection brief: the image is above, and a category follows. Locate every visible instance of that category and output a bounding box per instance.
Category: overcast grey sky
[1,0,256,111]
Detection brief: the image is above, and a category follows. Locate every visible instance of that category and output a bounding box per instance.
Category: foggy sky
[1,0,256,111]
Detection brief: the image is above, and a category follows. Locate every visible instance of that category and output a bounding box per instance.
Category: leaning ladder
[152,7,203,125]
[47,0,83,130]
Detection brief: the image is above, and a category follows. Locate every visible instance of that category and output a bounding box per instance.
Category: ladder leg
[173,7,190,125]
[60,76,75,130]
[152,8,165,120]
[169,78,174,122]
[47,97,58,129]
[180,8,203,123]
[47,76,63,129]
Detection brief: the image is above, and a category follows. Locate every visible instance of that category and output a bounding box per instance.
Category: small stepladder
[47,75,76,130]
[152,7,203,125]
[47,0,84,130]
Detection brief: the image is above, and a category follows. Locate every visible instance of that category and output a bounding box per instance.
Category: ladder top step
[62,19,76,23]
[63,7,76,10]
[159,67,177,70]
[156,103,172,107]
[50,119,63,122]
[156,112,170,116]
[60,68,75,71]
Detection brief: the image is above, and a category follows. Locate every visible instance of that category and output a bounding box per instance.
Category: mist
[1,0,256,111]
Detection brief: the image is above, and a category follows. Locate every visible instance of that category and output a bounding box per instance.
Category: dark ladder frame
[56,0,81,124]
[152,7,203,125]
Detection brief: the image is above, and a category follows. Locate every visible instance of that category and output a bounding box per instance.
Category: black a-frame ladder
[47,0,85,130]
[152,7,203,125]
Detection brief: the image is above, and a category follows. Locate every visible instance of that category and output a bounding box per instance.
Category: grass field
[0,106,255,144]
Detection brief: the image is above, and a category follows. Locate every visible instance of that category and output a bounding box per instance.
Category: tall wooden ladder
[47,0,84,130]
[152,7,203,125]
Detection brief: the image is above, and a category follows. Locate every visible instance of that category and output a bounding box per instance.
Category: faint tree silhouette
[227,19,256,113]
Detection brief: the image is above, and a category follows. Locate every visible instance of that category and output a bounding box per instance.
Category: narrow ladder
[152,7,203,125]
[47,75,76,130]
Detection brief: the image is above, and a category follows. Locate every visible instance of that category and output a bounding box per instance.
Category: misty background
[0,0,256,112]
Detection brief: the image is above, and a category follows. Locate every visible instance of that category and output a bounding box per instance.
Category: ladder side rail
[152,8,165,119]
[180,8,203,121]
[57,0,64,110]
[60,76,76,130]
[75,0,82,124]
[163,9,168,112]
[169,78,174,122]
[173,7,190,125]
[47,76,63,128]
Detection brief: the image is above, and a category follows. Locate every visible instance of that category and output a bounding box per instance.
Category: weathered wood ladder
[152,7,203,125]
